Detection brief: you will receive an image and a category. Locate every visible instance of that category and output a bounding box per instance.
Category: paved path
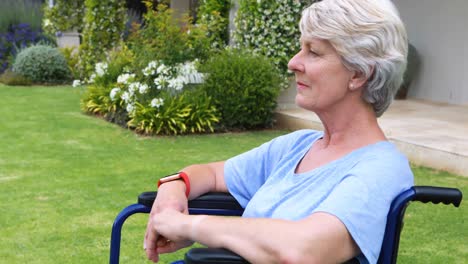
[275,99,468,177]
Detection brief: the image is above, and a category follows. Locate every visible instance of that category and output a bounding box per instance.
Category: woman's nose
[288,52,304,73]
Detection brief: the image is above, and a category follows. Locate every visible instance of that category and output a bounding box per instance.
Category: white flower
[139,83,149,94]
[117,73,135,84]
[143,61,158,76]
[109,87,120,101]
[154,76,168,89]
[72,80,82,87]
[168,77,184,91]
[148,61,158,69]
[43,19,51,27]
[128,82,140,95]
[88,74,96,84]
[143,67,155,76]
[126,103,135,113]
[150,98,164,108]
[95,62,108,77]
[121,91,130,103]
[156,64,170,75]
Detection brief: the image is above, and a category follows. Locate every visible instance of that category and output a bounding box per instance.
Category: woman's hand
[144,181,193,263]
[151,209,194,253]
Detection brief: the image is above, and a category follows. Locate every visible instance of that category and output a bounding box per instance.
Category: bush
[0,69,31,86]
[127,3,212,71]
[60,47,80,80]
[42,0,85,36]
[0,23,55,74]
[13,44,71,84]
[128,90,219,135]
[80,84,116,116]
[196,0,231,49]
[234,0,317,89]
[79,0,127,78]
[199,48,282,130]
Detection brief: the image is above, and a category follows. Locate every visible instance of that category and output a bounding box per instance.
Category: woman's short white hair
[300,0,408,117]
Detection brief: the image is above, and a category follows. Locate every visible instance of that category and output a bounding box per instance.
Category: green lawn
[0,85,466,263]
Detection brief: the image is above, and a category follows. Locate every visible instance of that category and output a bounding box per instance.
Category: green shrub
[127,3,211,70]
[12,44,71,84]
[79,0,126,78]
[80,84,115,116]
[128,90,219,135]
[196,0,231,49]
[91,43,135,88]
[234,0,317,89]
[199,48,282,130]
[0,69,32,86]
[43,0,85,36]
[60,47,80,79]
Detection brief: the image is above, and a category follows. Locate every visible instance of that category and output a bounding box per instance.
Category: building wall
[393,0,468,105]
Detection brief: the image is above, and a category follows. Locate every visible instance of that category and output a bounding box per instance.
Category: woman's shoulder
[349,141,414,186]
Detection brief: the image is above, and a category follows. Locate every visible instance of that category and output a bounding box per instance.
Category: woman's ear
[349,66,374,91]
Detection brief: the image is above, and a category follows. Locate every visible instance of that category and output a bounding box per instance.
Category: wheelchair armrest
[185,248,248,264]
[138,191,244,211]
[413,186,462,207]
[184,248,360,264]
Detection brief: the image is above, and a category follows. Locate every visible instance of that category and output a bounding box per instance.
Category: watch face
[159,173,181,184]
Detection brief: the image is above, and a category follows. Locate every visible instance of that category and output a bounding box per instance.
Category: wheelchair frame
[109,186,462,264]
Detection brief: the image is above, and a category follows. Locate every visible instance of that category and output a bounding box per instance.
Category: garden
[0,0,466,263]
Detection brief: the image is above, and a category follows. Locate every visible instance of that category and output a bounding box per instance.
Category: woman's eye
[309,50,318,56]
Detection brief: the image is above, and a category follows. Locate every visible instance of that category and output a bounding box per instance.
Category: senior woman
[144,0,413,263]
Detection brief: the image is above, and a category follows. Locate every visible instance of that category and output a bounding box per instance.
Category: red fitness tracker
[157,171,191,197]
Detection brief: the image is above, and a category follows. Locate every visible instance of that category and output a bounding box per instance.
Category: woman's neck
[315,102,386,150]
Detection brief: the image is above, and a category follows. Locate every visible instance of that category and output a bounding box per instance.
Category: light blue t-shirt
[224,130,414,264]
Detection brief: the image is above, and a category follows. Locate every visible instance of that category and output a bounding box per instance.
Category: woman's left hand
[151,209,194,254]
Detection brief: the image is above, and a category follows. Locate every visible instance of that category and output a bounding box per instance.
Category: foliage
[0,23,55,74]
[127,3,212,71]
[79,0,127,79]
[196,0,231,50]
[60,47,80,80]
[80,83,116,116]
[128,90,219,135]
[234,0,317,88]
[42,0,85,35]
[80,44,134,124]
[12,44,71,84]
[0,0,43,32]
[81,53,217,135]
[93,43,135,88]
[0,69,32,86]
[199,48,282,130]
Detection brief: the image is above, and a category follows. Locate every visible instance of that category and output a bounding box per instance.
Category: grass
[0,84,466,263]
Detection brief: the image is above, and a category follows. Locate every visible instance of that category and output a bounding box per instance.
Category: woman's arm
[144,161,227,262]
[153,210,359,264]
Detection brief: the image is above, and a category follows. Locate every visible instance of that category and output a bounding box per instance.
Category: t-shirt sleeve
[314,155,413,264]
[224,130,319,207]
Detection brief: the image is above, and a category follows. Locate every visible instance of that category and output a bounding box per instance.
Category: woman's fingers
[157,240,194,254]
[145,219,160,262]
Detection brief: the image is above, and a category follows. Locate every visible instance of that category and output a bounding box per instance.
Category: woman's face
[288,38,355,113]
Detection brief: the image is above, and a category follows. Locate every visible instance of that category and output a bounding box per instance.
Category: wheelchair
[109,186,462,264]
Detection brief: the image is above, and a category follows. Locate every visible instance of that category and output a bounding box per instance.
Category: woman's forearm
[188,216,305,264]
[184,213,358,264]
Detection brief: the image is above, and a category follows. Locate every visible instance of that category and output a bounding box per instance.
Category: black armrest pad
[138,192,243,211]
[413,186,462,207]
[184,248,360,264]
[185,248,248,264]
